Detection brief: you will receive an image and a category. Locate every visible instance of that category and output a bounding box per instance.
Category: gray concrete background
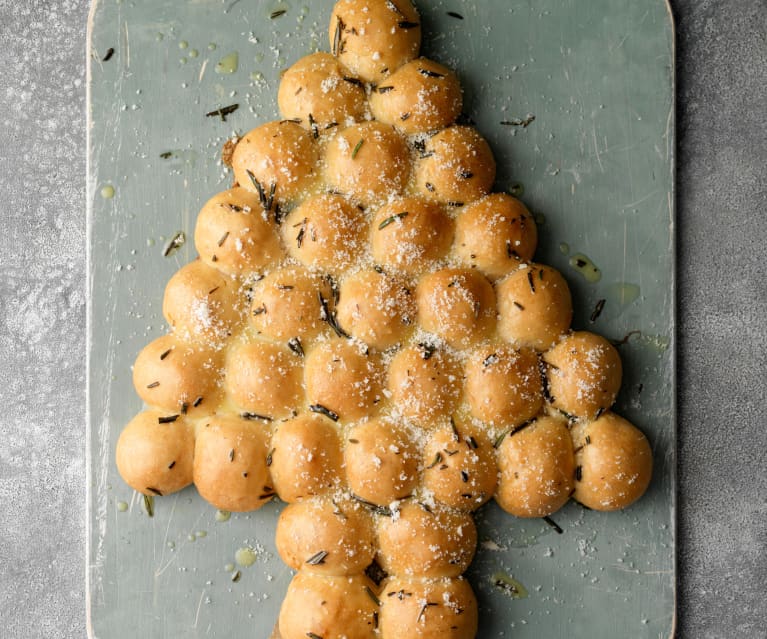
[0,0,764,637]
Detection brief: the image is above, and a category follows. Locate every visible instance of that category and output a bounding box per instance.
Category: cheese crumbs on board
[116,1,653,637]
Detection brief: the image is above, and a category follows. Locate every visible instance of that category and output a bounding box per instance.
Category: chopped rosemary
[305,550,329,565]
[252,304,267,316]
[231,570,241,582]
[365,586,382,606]
[168,460,176,469]
[307,633,324,639]
[266,448,274,466]
[308,112,319,139]
[590,298,606,322]
[332,15,345,57]
[483,353,499,367]
[351,138,364,159]
[417,602,438,621]
[527,270,536,293]
[343,76,363,86]
[419,68,445,78]
[158,414,179,424]
[146,486,163,496]
[377,85,395,94]
[460,170,474,179]
[296,217,307,248]
[217,231,229,247]
[425,181,435,192]
[270,9,286,19]
[229,448,235,462]
[418,342,436,360]
[143,494,154,517]
[159,151,174,159]
[378,211,408,229]
[447,11,464,19]
[385,0,405,16]
[450,415,460,441]
[193,396,203,407]
[575,465,583,481]
[240,412,273,422]
[146,381,160,389]
[543,515,563,534]
[309,404,339,421]
[162,231,186,257]
[492,572,529,599]
[398,20,420,29]
[500,114,536,128]
[513,301,525,310]
[205,103,239,122]
[426,452,443,469]
[246,169,266,207]
[318,291,350,338]
[400,112,411,121]
[102,47,115,62]
[460,470,470,483]
[466,436,478,450]
[288,336,304,357]
[351,494,392,516]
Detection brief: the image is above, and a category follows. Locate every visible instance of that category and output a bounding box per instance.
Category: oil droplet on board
[116,501,128,512]
[224,562,235,572]
[101,184,115,199]
[235,546,258,567]
[178,40,188,50]
[215,509,231,522]
[569,253,601,283]
[606,282,640,306]
[216,52,239,74]
[208,42,217,51]
[559,242,569,255]
[189,49,199,58]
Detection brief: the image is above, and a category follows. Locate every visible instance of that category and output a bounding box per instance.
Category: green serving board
[87,1,675,637]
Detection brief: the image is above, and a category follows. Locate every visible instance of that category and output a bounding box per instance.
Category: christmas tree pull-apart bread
[115,1,653,637]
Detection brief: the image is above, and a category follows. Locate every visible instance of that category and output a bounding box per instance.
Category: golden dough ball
[371,196,453,274]
[277,52,367,130]
[570,412,653,511]
[248,265,332,342]
[276,495,376,575]
[422,423,497,511]
[543,331,623,420]
[132,334,223,416]
[344,419,419,505]
[454,193,537,279]
[116,410,194,497]
[324,121,411,206]
[495,415,575,518]
[414,126,496,205]
[231,121,319,205]
[279,571,379,639]
[162,260,242,345]
[224,341,304,419]
[386,343,461,426]
[193,187,283,276]
[369,58,462,134]
[376,501,476,578]
[496,263,573,351]
[283,193,367,274]
[464,344,542,427]
[269,413,344,503]
[416,268,496,348]
[336,268,415,349]
[304,339,384,422]
[192,414,272,512]
[329,0,421,84]
[379,576,478,639]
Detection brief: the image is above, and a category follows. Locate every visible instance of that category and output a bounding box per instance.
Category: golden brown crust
[192,414,272,512]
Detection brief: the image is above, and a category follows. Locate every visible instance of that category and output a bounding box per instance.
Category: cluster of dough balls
[116,1,653,637]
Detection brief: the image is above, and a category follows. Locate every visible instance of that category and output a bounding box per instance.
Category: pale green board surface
[87,1,675,637]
